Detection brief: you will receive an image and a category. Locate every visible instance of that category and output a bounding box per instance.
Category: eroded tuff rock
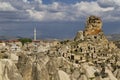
[75,15,105,41]
[85,15,102,36]
[0,59,23,80]
[74,15,117,54]
[17,52,82,80]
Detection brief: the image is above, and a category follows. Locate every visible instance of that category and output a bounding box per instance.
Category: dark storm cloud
[0,11,30,22]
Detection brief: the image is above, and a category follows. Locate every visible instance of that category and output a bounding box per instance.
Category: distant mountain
[0,36,16,40]
[106,34,120,41]
[0,36,30,40]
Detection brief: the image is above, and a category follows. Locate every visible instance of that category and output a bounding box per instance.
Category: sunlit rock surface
[0,59,23,80]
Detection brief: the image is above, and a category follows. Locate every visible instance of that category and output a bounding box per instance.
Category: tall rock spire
[84,15,102,36]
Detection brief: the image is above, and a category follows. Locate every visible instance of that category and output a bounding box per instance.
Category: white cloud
[74,1,114,12]
[0,2,16,11]
[26,1,116,22]
[23,0,42,4]
[26,9,67,21]
[97,0,120,22]
[105,15,120,21]
[72,1,114,17]
[97,0,120,7]
[23,0,28,3]
[26,9,44,21]
[0,0,120,22]
[35,0,42,4]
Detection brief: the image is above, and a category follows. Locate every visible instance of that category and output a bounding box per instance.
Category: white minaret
[34,27,36,41]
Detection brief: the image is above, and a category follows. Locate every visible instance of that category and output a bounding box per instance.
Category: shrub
[18,38,32,45]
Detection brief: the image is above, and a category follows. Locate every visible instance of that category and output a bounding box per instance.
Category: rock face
[75,16,106,42]
[84,15,102,36]
[17,53,80,80]
[74,31,84,41]
[66,16,119,80]
[0,59,23,80]
[74,16,117,54]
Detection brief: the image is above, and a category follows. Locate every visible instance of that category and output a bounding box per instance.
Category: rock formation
[74,15,117,54]
[0,15,119,80]
[84,15,102,36]
[0,59,23,80]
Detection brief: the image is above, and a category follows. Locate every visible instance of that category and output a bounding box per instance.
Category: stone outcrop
[74,15,117,55]
[62,16,120,80]
[0,59,23,80]
[84,15,102,36]
[74,31,84,41]
[75,15,106,41]
[17,52,82,80]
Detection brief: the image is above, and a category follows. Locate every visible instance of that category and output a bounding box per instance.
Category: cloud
[26,9,44,21]
[97,0,120,22]
[97,0,120,7]
[0,2,16,11]
[0,0,120,22]
[71,1,114,17]
[24,1,118,22]
[26,1,114,21]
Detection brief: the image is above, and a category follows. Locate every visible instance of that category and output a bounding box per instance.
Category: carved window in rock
[88,46,90,50]
[67,51,69,53]
[18,56,22,61]
[80,57,83,60]
[70,50,72,53]
[15,48,17,51]
[98,50,101,53]
[68,56,70,60]
[93,47,96,53]
[86,53,89,57]
[87,36,91,40]
[74,49,78,52]
[77,46,79,48]
[80,48,83,52]
[2,54,8,59]
[71,55,74,60]
[94,36,97,39]
[91,47,93,50]
[91,53,93,59]
[75,60,79,64]
[62,53,65,57]
[89,19,95,23]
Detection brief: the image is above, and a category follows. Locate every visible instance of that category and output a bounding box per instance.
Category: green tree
[18,38,32,45]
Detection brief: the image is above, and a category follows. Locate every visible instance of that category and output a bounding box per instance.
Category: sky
[0,0,120,39]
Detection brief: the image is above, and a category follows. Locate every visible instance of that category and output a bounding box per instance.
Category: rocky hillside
[0,16,120,80]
